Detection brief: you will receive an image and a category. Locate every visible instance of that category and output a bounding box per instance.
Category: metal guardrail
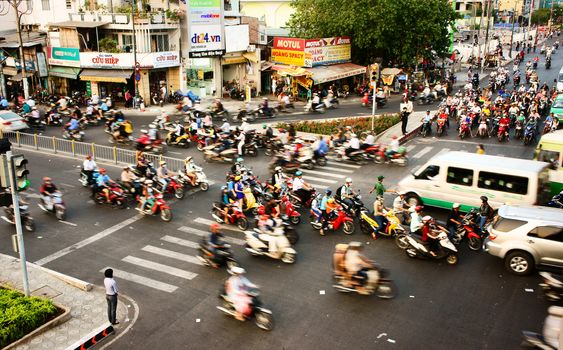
[0,131,185,171]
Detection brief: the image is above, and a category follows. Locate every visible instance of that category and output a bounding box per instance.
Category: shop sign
[152,51,180,68]
[304,37,351,67]
[36,52,48,77]
[80,52,134,69]
[271,49,311,67]
[48,47,80,67]
[273,37,305,51]
[187,0,225,57]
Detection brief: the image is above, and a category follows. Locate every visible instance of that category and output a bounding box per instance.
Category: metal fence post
[71,140,75,156]
[34,134,38,150]
[16,132,20,147]
[113,147,117,164]
[91,143,95,160]
[52,136,56,153]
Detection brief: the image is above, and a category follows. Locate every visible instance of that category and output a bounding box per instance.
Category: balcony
[68,12,181,29]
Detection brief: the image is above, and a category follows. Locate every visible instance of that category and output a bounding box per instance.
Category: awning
[2,66,18,76]
[381,68,402,76]
[260,62,274,71]
[48,21,110,29]
[80,69,133,83]
[0,40,44,48]
[305,63,366,85]
[9,73,22,81]
[49,66,81,79]
[243,52,259,63]
[271,65,310,77]
[222,56,246,65]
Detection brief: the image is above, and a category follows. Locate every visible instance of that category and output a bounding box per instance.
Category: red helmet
[210,223,220,233]
[415,205,423,212]
[257,207,265,215]
[99,168,106,174]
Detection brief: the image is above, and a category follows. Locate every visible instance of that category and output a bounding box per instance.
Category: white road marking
[325,161,361,169]
[412,146,433,159]
[194,217,219,226]
[436,148,451,156]
[122,255,198,280]
[60,183,76,188]
[302,175,337,184]
[309,183,329,190]
[177,227,246,246]
[300,169,347,178]
[35,215,141,266]
[59,220,78,227]
[316,166,354,173]
[100,267,178,293]
[169,151,182,155]
[161,235,199,249]
[406,145,416,152]
[141,245,203,265]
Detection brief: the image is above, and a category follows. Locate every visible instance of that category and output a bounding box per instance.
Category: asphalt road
[1,39,560,350]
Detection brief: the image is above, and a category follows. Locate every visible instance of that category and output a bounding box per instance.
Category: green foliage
[0,288,58,348]
[532,6,562,25]
[276,114,400,136]
[287,0,460,66]
[98,38,121,53]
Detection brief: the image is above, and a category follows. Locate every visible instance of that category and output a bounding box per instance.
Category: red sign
[273,38,305,51]
[305,36,351,48]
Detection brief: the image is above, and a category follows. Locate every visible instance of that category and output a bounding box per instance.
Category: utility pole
[128,0,139,106]
[482,0,493,74]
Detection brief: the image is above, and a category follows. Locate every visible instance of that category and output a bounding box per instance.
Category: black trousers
[401,115,409,134]
[106,294,118,323]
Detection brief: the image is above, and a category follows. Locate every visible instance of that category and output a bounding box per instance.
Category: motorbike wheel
[55,207,66,221]
[343,221,355,235]
[395,234,409,249]
[24,218,36,232]
[199,182,209,191]
[360,220,373,235]
[405,248,417,258]
[317,157,327,166]
[197,143,204,151]
[174,187,185,199]
[117,198,128,209]
[108,137,115,144]
[446,254,458,265]
[250,146,258,157]
[290,215,301,225]
[498,134,503,142]
[160,209,173,222]
[94,193,106,205]
[311,221,322,230]
[226,259,239,274]
[468,236,482,251]
[286,230,299,245]
[237,217,249,231]
[376,281,397,299]
[255,310,274,331]
[281,252,296,264]
[374,155,384,164]
[79,175,89,187]
[305,161,314,170]
[264,148,272,156]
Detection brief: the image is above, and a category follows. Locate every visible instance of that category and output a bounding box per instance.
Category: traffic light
[370,64,379,88]
[11,155,29,191]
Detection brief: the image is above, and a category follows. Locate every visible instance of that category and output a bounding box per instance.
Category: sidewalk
[0,254,136,350]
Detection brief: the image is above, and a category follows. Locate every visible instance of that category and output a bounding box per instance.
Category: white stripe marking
[325,161,361,169]
[176,227,246,245]
[194,217,221,226]
[59,220,78,227]
[99,267,178,293]
[161,235,200,248]
[301,169,347,179]
[60,183,76,188]
[122,256,198,280]
[316,166,354,173]
[436,148,450,156]
[141,245,204,266]
[412,146,433,159]
[35,215,141,266]
[302,175,337,184]
[310,183,329,190]
[406,145,416,152]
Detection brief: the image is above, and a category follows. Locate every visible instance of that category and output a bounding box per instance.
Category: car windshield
[0,112,20,121]
[492,217,527,232]
[552,100,563,109]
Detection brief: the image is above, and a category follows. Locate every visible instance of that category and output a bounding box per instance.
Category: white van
[397,151,552,211]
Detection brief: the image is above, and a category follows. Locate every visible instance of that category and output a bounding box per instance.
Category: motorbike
[404,231,458,265]
[44,111,63,126]
[459,121,471,139]
[523,124,536,145]
[514,120,524,139]
[136,139,167,155]
[37,192,66,221]
[521,306,562,349]
[497,123,509,142]
[546,57,552,69]
[547,192,562,208]
[62,129,85,142]
[417,94,436,105]
[335,193,364,219]
[211,202,249,230]
[359,208,406,241]
[217,286,274,331]
[323,97,339,109]
[304,101,326,114]
[450,208,486,251]
[244,223,297,264]
[93,183,128,209]
[177,167,209,192]
[539,272,563,302]
[333,266,397,298]
[242,141,259,157]
[310,208,355,235]
[420,120,432,137]
[138,192,172,222]
[436,118,447,137]
[477,120,489,138]
[373,147,408,166]
[2,204,35,232]
[157,176,185,200]
[198,239,239,272]
[166,130,191,148]
[79,168,99,187]
[252,106,276,119]
[203,144,238,163]
[335,146,366,165]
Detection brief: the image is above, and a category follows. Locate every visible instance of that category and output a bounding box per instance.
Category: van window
[537,149,561,169]
[478,171,528,195]
[446,167,473,186]
[528,226,563,242]
[416,165,440,180]
[492,217,527,232]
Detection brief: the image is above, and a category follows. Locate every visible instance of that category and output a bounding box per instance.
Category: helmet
[262,124,267,129]
[325,189,332,195]
[453,203,461,209]
[345,177,352,183]
[230,266,246,275]
[159,161,167,166]
[43,177,52,182]
[351,133,357,138]
[275,166,282,172]
[140,129,148,134]
[415,205,423,212]
[295,171,302,176]
[263,97,268,100]
[235,176,241,181]
[422,215,432,223]
[210,223,220,233]
[184,156,193,162]
[99,168,106,174]
[222,118,227,122]
[274,183,281,190]
[480,196,488,202]
[263,193,273,201]
[398,191,406,196]
[236,157,244,163]
[257,207,265,215]
[221,185,227,190]
[327,198,335,204]
[145,179,153,185]
[149,123,156,129]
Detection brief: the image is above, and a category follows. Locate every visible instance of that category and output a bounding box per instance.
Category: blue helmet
[325,189,332,195]
[295,171,302,176]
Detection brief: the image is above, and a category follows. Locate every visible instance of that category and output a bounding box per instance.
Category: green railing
[0,131,185,171]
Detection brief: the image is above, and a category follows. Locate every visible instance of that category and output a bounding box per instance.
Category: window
[416,165,440,180]
[528,226,563,242]
[492,217,527,232]
[41,0,50,10]
[478,171,528,195]
[151,34,169,52]
[66,0,72,9]
[538,150,561,169]
[122,34,133,50]
[446,167,473,186]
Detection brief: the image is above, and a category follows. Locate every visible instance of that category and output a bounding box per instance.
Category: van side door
[527,226,563,267]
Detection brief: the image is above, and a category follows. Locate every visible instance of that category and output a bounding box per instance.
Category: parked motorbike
[211,202,249,230]
[310,208,355,234]
[37,192,66,221]
[2,203,35,232]
[404,231,458,265]
[217,286,274,331]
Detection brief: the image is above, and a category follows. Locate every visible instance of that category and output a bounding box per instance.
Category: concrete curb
[65,323,114,350]
[98,291,140,350]
[28,262,93,291]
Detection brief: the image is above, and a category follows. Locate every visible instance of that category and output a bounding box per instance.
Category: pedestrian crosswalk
[300,159,361,190]
[100,218,246,293]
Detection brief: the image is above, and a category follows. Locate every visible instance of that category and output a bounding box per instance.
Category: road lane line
[161,235,200,248]
[406,145,416,152]
[436,148,451,156]
[316,166,354,173]
[325,161,361,169]
[59,220,78,227]
[122,256,198,280]
[60,183,76,188]
[302,175,337,184]
[412,146,433,159]
[141,245,203,265]
[194,217,220,226]
[99,267,178,293]
[176,227,246,245]
[301,169,347,178]
[35,215,142,266]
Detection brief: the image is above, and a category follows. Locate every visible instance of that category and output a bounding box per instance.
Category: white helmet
[452,203,460,209]
[275,166,282,172]
[422,215,432,223]
[149,123,156,129]
[351,133,357,138]
[345,177,352,183]
[230,266,246,275]
[140,129,148,134]
[145,179,153,185]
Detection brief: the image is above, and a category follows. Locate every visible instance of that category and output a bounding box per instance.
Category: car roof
[555,94,563,101]
[0,111,21,119]
[539,130,563,143]
[429,151,550,173]
[498,205,563,225]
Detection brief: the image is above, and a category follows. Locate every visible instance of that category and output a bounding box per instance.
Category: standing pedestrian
[104,268,119,325]
[271,77,277,96]
[476,144,485,154]
[399,97,413,135]
[369,175,387,197]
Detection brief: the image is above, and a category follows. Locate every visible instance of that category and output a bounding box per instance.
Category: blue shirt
[96,174,110,187]
[318,139,329,154]
[319,196,329,210]
[1,99,8,107]
[227,181,234,191]
[101,103,109,112]
[69,119,79,130]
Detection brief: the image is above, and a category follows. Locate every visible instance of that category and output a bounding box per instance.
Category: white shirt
[27,99,35,107]
[400,100,413,113]
[393,196,404,211]
[349,137,360,149]
[292,177,305,191]
[104,277,118,295]
[344,250,363,274]
[58,98,67,108]
[390,139,399,152]
[364,134,375,145]
[83,159,97,171]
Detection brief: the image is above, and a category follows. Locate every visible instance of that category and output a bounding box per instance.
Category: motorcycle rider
[344,242,379,294]
[409,205,424,236]
[420,110,433,135]
[120,166,138,194]
[208,223,226,268]
[311,93,321,110]
[338,177,356,210]
[183,156,198,187]
[138,179,155,212]
[384,135,400,160]
[271,166,288,188]
[95,168,113,203]
[39,177,60,211]
[345,133,360,158]
[421,216,441,256]
[372,196,388,234]
[446,203,462,240]
[392,191,410,224]
[148,123,160,143]
[82,155,97,185]
[318,189,333,236]
[220,118,231,133]
[498,114,511,140]
[292,171,313,205]
[333,243,349,282]
[313,135,329,160]
[225,266,257,321]
[156,161,177,191]
[478,196,494,232]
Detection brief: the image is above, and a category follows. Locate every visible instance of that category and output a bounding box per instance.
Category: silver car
[485,205,563,275]
[0,111,29,132]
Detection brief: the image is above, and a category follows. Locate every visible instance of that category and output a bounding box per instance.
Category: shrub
[0,288,58,348]
[276,114,400,136]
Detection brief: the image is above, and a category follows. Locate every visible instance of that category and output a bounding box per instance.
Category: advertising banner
[80,52,134,69]
[273,37,305,51]
[272,36,351,67]
[151,51,180,68]
[48,47,80,67]
[188,0,225,57]
[271,49,311,67]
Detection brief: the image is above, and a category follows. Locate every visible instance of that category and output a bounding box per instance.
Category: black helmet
[480,196,488,202]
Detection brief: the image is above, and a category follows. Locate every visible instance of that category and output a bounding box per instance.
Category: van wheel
[404,193,422,207]
[505,251,534,275]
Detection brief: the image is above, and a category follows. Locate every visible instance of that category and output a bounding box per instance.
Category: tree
[287,0,459,66]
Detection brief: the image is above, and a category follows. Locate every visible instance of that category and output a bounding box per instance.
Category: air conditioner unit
[247,45,256,52]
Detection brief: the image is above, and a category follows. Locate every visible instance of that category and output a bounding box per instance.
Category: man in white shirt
[58,96,68,110]
[345,133,360,157]
[362,131,375,147]
[292,171,313,205]
[103,268,119,325]
[82,155,97,185]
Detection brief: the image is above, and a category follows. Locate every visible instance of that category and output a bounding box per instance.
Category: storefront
[47,47,83,96]
[145,51,181,102]
[79,69,133,101]
[186,58,216,98]
[221,51,260,98]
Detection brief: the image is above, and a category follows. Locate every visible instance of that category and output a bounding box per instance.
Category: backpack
[334,185,344,202]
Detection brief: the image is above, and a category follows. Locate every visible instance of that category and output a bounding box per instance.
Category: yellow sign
[271,49,311,67]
